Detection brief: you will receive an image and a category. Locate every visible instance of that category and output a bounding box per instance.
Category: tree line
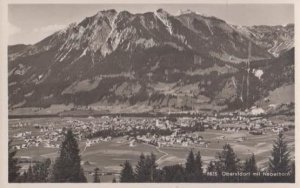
[9,130,86,182]
[86,127,173,139]
[9,130,295,183]
[119,133,294,183]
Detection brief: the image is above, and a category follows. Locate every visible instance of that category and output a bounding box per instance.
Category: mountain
[233,24,294,57]
[8,44,31,54]
[8,44,31,61]
[8,9,294,114]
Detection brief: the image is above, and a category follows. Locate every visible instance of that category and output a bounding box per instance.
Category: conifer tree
[8,141,20,182]
[147,153,158,182]
[207,161,216,173]
[20,159,51,182]
[162,164,185,182]
[20,171,28,182]
[46,162,55,182]
[120,160,135,182]
[135,153,147,182]
[289,160,295,182]
[185,150,196,182]
[216,144,240,182]
[93,168,100,183]
[206,160,222,182]
[52,129,87,182]
[268,132,291,173]
[244,154,258,173]
[243,154,258,182]
[135,153,158,182]
[195,151,203,181]
[217,144,239,172]
[32,158,51,182]
[26,165,34,182]
[185,150,195,174]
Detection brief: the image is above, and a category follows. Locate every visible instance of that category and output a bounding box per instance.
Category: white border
[0,0,299,188]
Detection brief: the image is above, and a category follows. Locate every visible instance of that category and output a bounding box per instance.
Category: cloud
[33,24,66,33]
[9,22,21,36]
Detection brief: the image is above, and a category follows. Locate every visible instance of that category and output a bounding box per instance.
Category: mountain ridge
[8,9,294,114]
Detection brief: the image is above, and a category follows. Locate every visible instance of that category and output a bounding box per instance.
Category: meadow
[9,117,295,182]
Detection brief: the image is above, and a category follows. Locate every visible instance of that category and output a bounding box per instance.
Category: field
[9,117,295,182]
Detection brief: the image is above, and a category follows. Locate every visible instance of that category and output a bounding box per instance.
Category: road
[141,143,169,165]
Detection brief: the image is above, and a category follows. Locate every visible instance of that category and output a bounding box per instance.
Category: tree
[93,168,100,183]
[135,153,158,182]
[19,171,28,182]
[31,158,51,182]
[289,160,295,182]
[8,141,20,182]
[185,150,195,174]
[268,132,291,173]
[120,160,135,182]
[207,161,216,172]
[162,164,185,182]
[135,153,147,182]
[217,144,239,172]
[17,163,47,183]
[185,150,197,182]
[51,129,87,182]
[195,122,205,131]
[243,154,258,182]
[216,144,240,182]
[244,154,257,173]
[194,151,203,181]
[268,132,291,182]
[206,160,223,182]
[26,165,34,182]
[16,158,51,183]
[147,153,158,182]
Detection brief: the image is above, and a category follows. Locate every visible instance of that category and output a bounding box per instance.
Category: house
[182,142,188,147]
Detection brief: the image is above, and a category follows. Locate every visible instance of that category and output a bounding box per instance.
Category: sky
[8,4,294,45]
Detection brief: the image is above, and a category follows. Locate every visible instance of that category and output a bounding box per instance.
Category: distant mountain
[233,24,294,57]
[8,9,294,114]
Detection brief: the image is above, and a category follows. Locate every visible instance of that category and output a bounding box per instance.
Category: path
[155,146,169,165]
[80,145,87,155]
[141,143,169,165]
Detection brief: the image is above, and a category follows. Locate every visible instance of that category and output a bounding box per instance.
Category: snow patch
[79,48,88,58]
[204,19,214,35]
[231,77,237,88]
[100,12,120,57]
[154,10,188,45]
[59,47,72,62]
[154,10,173,35]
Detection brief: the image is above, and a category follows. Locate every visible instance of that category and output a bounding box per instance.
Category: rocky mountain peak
[8,9,294,113]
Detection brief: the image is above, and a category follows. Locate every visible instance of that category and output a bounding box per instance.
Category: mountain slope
[233,24,294,57]
[8,9,294,114]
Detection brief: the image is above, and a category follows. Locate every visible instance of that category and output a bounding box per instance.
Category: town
[9,112,294,153]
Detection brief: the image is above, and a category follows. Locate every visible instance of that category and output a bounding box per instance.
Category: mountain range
[8,9,294,115]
